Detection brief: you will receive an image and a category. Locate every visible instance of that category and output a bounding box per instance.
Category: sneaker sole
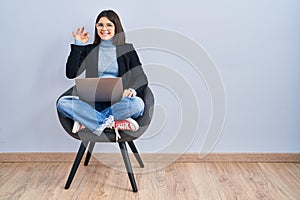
[126,118,139,131]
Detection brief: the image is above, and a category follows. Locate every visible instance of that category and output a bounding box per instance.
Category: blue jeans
[57,96,145,132]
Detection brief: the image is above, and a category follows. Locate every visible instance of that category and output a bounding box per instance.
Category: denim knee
[57,98,69,114]
[130,97,145,117]
[57,96,77,115]
[133,97,144,111]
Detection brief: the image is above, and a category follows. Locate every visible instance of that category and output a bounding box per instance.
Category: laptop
[75,77,123,102]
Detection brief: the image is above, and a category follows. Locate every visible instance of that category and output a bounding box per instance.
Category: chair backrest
[56,86,155,142]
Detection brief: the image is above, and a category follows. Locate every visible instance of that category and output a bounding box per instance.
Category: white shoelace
[114,128,121,141]
[104,115,121,141]
[93,115,122,141]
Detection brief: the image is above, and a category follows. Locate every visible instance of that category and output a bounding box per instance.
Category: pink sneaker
[72,121,80,133]
[109,118,139,141]
[72,121,85,133]
[113,118,139,131]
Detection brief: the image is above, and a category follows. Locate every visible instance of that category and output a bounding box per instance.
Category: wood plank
[0,162,299,199]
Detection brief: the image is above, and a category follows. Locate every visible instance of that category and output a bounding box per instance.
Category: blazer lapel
[117,45,126,77]
[86,45,100,78]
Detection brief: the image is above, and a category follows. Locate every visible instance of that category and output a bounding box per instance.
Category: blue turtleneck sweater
[74,39,119,78]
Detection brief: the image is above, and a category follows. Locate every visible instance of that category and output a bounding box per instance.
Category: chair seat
[57,86,154,142]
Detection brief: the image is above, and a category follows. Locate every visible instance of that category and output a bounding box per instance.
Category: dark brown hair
[93,10,125,45]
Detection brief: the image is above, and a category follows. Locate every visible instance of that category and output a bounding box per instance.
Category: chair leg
[127,141,144,168]
[65,141,88,189]
[118,142,138,192]
[84,142,95,166]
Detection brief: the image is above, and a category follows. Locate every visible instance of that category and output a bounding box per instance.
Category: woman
[57,10,148,141]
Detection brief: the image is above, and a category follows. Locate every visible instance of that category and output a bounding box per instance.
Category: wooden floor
[0,161,299,200]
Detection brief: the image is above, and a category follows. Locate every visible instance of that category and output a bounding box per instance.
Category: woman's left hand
[122,89,137,97]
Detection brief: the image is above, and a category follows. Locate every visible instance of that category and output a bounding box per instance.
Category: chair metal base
[64,141,143,192]
[64,141,88,189]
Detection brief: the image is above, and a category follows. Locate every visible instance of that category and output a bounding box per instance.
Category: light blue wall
[0,0,299,153]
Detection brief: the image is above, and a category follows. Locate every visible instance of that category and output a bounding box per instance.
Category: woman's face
[96,17,115,41]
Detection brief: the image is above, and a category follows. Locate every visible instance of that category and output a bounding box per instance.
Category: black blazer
[66,43,148,97]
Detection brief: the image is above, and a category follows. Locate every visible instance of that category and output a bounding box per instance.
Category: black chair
[56,86,154,192]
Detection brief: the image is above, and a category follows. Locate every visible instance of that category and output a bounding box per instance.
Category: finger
[72,31,75,38]
[76,28,81,35]
[80,26,84,34]
[83,32,89,37]
[127,91,134,97]
[128,89,136,97]
[122,90,130,97]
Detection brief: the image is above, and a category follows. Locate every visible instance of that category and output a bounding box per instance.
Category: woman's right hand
[72,26,90,43]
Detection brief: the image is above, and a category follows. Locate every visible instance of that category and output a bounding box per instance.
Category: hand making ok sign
[72,26,90,43]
